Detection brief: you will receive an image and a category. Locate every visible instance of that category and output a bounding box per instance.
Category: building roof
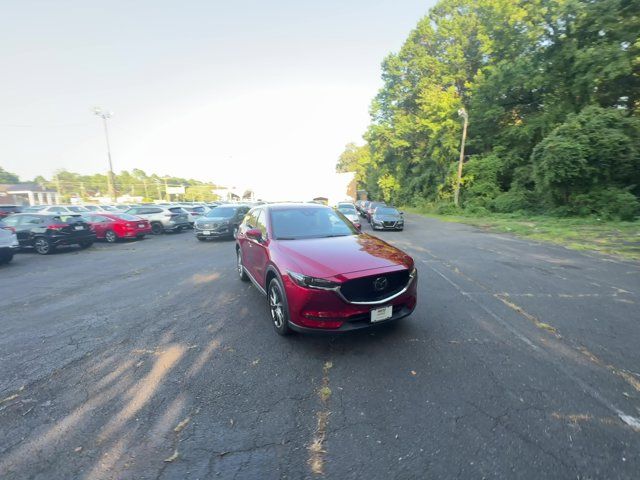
[0,183,57,193]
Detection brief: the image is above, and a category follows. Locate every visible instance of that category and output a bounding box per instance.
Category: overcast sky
[0,0,434,199]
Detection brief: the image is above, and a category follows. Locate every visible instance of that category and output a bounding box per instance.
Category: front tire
[268,277,291,336]
[237,249,249,281]
[197,237,207,242]
[34,237,53,255]
[104,230,117,243]
[0,253,13,264]
[79,240,93,249]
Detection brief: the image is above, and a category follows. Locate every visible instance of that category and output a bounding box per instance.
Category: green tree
[0,166,20,183]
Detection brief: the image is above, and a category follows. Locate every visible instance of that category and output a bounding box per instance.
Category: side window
[26,216,44,225]
[2,216,20,226]
[255,210,267,238]
[148,208,163,214]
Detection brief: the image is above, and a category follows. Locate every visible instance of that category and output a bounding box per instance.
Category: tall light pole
[454,107,468,207]
[92,107,117,202]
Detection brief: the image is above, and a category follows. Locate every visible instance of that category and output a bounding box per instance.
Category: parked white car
[37,205,91,215]
[0,226,19,264]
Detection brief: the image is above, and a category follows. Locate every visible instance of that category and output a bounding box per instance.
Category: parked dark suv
[0,214,95,254]
[194,204,250,240]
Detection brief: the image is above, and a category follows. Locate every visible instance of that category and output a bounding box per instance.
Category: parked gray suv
[125,206,190,234]
[194,204,250,240]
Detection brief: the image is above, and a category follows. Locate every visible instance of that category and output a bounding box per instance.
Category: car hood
[275,234,412,278]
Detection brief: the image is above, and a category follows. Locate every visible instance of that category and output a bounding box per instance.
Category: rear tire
[34,237,53,255]
[137,234,145,240]
[151,222,164,235]
[268,277,291,336]
[0,253,13,264]
[104,230,117,243]
[237,249,249,281]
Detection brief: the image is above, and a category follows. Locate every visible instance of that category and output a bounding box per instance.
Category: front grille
[340,269,410,303]
[383,221,396,227]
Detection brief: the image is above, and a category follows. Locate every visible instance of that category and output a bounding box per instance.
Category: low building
[0,183,61,206]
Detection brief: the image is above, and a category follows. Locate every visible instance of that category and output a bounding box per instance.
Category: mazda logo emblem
[373,277,388,292]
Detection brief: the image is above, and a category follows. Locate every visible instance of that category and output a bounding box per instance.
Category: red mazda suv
[236,203,417,335]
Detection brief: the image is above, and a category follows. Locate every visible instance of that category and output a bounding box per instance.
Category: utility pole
[92,107,117,202]
[143,179,149,198]
[454,107,469,207]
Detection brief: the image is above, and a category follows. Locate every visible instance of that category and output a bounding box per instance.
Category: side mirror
[246,228,262,241]
[399,211,404,215]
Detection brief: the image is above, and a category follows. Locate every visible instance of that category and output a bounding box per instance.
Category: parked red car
[236,203,417,335]
[83,213,151,242]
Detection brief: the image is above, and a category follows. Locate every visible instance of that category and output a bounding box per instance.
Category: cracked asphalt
[1,214,639,479]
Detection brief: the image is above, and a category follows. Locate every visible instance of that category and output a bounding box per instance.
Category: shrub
[436,203,463,215]
[570,188,640,221]
[491,189,532,213]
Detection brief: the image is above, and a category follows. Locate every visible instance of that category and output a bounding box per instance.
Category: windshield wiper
[322,234,349,237]
[276,237,297,240]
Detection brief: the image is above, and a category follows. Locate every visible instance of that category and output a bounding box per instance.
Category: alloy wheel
[269,285,284,329]
[105,230,117,243]
[35,238,50,255]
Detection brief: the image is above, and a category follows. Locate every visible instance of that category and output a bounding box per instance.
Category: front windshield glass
[68,206,88,212]
[205,207,236,218]
[271,207,357,240]
[115,214,139,221]
[337,205,356,214]
[376,207,399,215]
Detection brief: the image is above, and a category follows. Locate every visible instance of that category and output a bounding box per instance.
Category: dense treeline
[338,0,640,220]
[1,166,221,202]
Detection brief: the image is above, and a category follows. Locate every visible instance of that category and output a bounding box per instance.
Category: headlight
[288,271,340,290]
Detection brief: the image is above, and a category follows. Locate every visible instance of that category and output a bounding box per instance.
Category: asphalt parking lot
[1,215,639,479]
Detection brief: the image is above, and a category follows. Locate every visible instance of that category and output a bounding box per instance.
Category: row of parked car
[0,201,249,264]
[354,200,405,231]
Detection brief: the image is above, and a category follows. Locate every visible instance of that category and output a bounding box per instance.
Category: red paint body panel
[84,213,152,239]
[237,204,417,332]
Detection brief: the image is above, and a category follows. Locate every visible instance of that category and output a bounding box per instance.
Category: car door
[88,215,108,238]
[16,215,44,245]
[239,209,260,280]
[251,209,271,288]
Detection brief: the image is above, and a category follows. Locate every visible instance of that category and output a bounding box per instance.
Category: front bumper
[194,224,233,238]
[372,221,404,230]
[283,271,418,332]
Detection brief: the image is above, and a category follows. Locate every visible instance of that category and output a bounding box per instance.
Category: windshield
[271,207,358,240]
[205,207,236,218]
[376,207,399,215]
[115,214,140,221]
[337,205,356,214]
[68,206,88,212]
